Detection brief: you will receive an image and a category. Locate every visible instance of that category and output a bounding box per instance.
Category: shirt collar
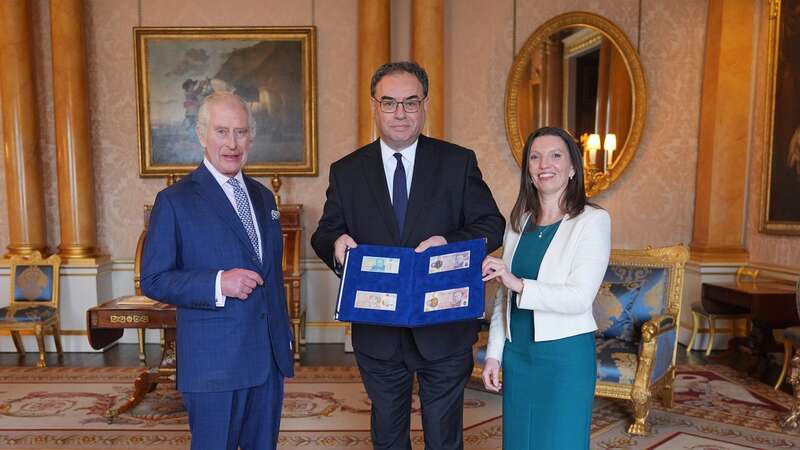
[203,158,245,188]
[380,138,418,166]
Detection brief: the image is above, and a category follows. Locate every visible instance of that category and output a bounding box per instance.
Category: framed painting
[134,27,317,177]
[761,0,800,234]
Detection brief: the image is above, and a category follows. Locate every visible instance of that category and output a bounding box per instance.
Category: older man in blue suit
[141,91,294,450]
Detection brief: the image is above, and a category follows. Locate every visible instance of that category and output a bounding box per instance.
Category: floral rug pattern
[1,365,800,449]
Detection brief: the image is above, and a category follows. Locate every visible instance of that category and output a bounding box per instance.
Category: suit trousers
[355,328,474,450]
[181,359,284,450]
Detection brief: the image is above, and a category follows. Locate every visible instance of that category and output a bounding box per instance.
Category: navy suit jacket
[141,164,294,393]
[311,135,505,361]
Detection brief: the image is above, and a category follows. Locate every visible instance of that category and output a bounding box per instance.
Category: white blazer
[486,206,611,363]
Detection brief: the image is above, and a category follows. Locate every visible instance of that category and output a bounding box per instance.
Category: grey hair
[196,91,257,138]
[370,61,429,97]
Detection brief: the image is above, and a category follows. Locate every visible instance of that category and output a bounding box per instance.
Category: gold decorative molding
[689,245,749,264]
[563,32,603,57]
[768,0,780,19]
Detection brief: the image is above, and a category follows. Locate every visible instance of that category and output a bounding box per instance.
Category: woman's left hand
[482,256,524,293]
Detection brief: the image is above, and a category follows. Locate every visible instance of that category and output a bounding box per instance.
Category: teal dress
[502,220,596,450]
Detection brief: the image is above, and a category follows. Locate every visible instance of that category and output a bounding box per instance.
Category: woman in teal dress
[481,127,611,449]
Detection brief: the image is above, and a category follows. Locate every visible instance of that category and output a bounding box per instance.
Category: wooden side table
[86,297,176,422]
[279,204,304,362]
[701,281,798,376]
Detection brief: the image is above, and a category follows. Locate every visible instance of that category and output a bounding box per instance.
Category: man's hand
[221,269,264,300]
[482,357,502,392]
[481,255,524,293]
[334,234,358,266]
[414,235,447,253]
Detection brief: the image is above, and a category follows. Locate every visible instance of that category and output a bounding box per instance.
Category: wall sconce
[603,133,617,172]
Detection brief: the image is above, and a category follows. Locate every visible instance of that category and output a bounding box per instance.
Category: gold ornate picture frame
[134,27,317,178]
[760,0,800,234]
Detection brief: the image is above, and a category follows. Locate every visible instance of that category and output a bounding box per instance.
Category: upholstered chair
[593,245,689,435]
[0,251,63,367]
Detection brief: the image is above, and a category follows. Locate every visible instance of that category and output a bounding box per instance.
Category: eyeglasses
[372,96,426,113]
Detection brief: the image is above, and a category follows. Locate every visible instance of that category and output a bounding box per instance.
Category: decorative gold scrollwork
[109,314,150,324]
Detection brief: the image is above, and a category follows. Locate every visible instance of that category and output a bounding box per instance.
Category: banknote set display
[428,251,470,274]
[354,290,398,311]
[423,287,469,312]
[336,238,485,327]
[361,256,401,274]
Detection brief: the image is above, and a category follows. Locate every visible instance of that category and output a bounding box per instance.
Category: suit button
[253,257,260,264]
[260,313,266,319]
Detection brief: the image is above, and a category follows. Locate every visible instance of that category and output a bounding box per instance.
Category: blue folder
[336,238,486,327]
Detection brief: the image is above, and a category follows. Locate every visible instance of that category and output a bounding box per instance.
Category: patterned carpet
[1,364,799,449]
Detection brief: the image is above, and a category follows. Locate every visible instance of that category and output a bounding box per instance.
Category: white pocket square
[271,209,280,220]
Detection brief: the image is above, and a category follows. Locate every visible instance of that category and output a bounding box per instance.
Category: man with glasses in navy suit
[312,61,504,450]
[142,91,293,450]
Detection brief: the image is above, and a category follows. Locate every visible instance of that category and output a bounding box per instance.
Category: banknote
[354,290,398,311]
[423,287,469,312]
[361,256,401,274]
[428,251,470,274]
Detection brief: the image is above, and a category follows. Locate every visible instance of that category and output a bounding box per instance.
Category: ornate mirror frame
[505,12,647,197]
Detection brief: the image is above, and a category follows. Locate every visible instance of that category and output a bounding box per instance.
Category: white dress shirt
[203,158,263,307]
[380,139,417,202]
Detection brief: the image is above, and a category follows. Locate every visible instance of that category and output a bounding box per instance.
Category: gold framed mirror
[505,12,646,197]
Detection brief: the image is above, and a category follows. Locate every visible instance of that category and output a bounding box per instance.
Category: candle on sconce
[586,133,601,169]
[603,133,617,172]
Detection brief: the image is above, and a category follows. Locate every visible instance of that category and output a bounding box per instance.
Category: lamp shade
[604,133,617,151]
[587,133,601,151]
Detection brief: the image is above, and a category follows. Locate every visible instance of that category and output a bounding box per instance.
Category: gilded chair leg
[776,341,792,390]
[782,349,800,428]
[687,312,700,354]
[627,394,651,435]
[10,331,26,355]
[52,322,63,355]
[137,329,147,363]
[661,367,675,408]
[705,317,716,357]
[34,324,46,368]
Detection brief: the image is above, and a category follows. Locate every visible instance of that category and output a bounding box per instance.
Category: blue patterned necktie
[393,153,408,234]
[227,177,261,262]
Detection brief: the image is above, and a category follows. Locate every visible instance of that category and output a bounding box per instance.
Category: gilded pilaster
[690,0,754,263]
[358,0,390,146]
[50,0,99,262]
[0,0,47,257]
[411,0,443,138]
